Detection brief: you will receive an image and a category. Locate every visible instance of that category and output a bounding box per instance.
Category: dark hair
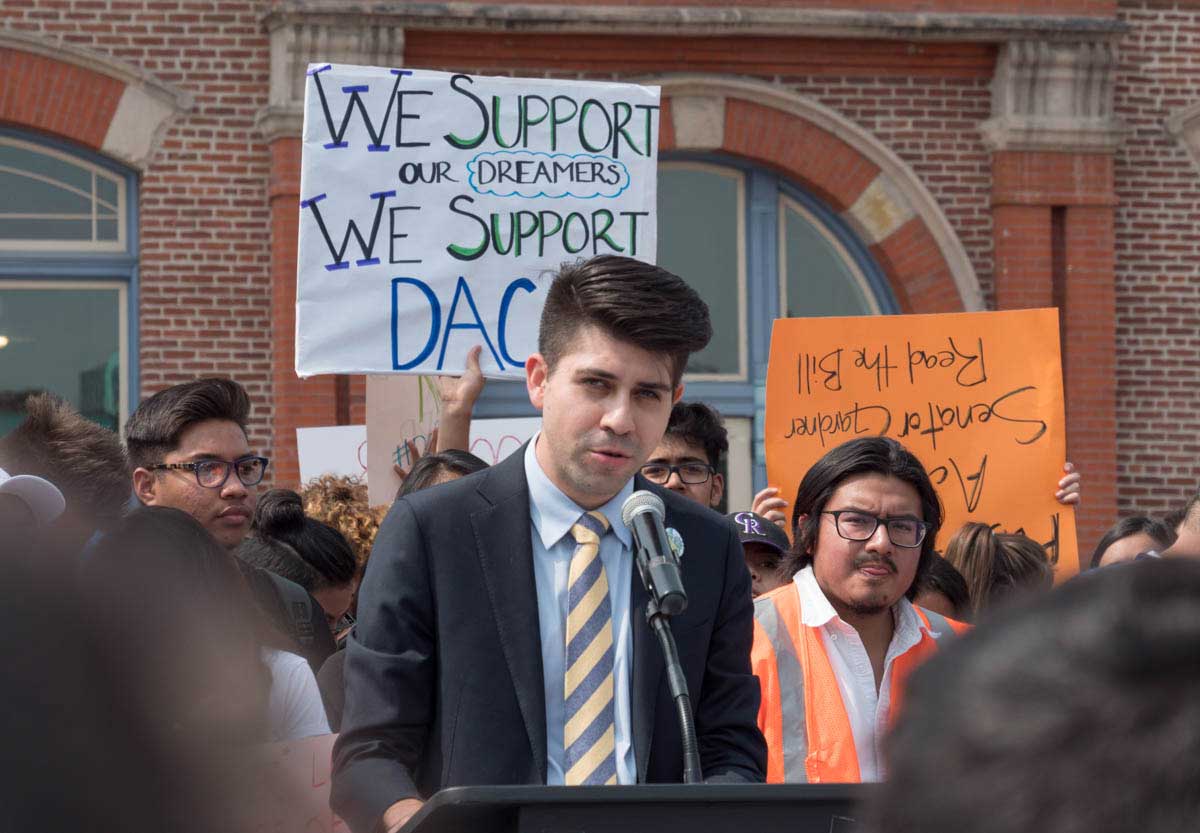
[537,255,712,387]
[664,401,728,468]
[1180,492,1200,532]
[912,555,971,620]
[0,392,130,527]
[1164,505,1187,533]
[252,489,357,588]
[870,559,1200,833]
[942,523,1053,617]
[788,436,943,600]
[236,534,322,592]
[1090,515,1176,569]
[399,449,489,498]
[124,378,251,470]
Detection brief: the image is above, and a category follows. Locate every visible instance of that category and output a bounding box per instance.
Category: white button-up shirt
[792,565,930,781]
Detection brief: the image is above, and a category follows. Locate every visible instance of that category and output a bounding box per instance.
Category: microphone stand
[643,596,704,784]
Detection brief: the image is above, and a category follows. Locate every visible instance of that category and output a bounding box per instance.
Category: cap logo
[734,512,762,536]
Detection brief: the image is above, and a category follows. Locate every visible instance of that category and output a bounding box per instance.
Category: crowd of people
[3,254,1200,833]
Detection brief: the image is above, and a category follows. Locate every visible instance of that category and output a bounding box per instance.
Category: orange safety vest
[750,583,968,784]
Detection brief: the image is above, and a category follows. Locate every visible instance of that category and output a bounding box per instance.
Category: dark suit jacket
[331,447,766,833]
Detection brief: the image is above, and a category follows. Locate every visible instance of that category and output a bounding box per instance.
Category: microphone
[621,490,687,617]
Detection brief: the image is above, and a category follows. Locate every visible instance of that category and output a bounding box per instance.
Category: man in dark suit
[332,255,767,833]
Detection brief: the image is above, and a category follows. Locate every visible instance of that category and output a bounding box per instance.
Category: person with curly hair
[300,474,386,570]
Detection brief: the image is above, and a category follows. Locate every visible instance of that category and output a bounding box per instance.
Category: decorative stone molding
[263,3,1125,43]
[0,27,192,169]
[650,75,984,311]
[981,40,1125,153]
[1166,102,1200,172]
[256,17,406,142]
[670,95,725,150]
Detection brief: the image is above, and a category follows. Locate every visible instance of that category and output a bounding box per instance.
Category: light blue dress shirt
[524,435,636,785]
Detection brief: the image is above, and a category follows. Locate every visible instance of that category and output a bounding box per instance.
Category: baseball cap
[0,467,66,527]
[727,510,790,554]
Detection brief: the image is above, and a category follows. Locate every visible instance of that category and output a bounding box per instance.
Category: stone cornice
[263,3,1126,43]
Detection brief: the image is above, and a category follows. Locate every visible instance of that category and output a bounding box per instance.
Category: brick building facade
[2,0,1199,555]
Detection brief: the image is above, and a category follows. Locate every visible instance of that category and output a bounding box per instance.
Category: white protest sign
[468,416,542,465]
[296,65,661,378]
[296,425,368,485]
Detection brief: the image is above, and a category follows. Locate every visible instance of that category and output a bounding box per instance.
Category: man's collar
[523,433,633,550]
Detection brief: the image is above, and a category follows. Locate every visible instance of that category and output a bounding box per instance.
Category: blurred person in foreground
[942,523,1053,620]
[85,506,329,742]
[2,530,261,833]
[1090,515,1176,569]
[333,255,765,833]
[751,436,967,784]
[0,465,65,538]
[125,378,335,670]
[870,558,1200,833]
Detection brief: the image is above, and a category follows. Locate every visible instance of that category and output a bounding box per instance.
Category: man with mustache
[751,436,967,784]
[333,256,766,833]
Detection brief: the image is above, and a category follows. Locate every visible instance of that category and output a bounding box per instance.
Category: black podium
[400,784,875,833]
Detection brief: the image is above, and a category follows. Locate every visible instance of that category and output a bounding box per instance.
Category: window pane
[781,197,877,318]
[0,170,92,216]
[0,217,93,241]
[658,165,743,377]
[97,219,118,241]
[0,287,121,432]
[97,175,119,210]
[0,142,91,193]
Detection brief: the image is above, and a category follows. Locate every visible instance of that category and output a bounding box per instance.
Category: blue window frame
[0,128,139,433]
[470,152,896,500]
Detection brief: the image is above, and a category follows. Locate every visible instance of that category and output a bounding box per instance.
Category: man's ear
[525,353,549,410]
[131,467,159,506]
[796,512,810,552]
[709,472,725,509]
[672,382,685,405]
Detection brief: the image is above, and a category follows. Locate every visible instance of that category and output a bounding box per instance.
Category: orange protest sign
[764,308,1078,579]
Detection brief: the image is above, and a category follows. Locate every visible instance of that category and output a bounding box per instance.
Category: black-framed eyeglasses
[640,461,715,485]
[822,510,929,549]
[149,455,270,489]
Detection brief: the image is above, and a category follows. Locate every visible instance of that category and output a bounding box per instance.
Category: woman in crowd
[942,522,1053,620]
[249,489,361,632]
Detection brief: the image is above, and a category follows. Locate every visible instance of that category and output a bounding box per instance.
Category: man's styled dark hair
[252,489,358,589]
[124,378,251,470]
[664,401,729,469]
[913,555,972,620]
[537,255,712,386]
[788,436,943,600]
[1090,515,1176,569]
[870,559,1200,833]
[0,393,129,527]
[399,449,489,498]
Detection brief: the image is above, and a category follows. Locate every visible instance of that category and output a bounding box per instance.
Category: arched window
[0,130,138,433]
[472,154,895,507]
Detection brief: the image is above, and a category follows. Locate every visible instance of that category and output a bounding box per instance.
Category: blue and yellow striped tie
[564,510,617,786]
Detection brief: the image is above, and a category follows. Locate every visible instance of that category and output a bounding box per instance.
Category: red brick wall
[1,0,276,467]
[1112,0,1200,519]
[435,0,1116,15]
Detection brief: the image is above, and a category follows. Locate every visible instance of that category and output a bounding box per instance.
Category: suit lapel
[471,448,548,781]
[630,475,664,782]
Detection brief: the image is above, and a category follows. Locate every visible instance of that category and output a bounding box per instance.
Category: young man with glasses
[750,436,967,784]
[640,401,726,510]
[125,378,335,671]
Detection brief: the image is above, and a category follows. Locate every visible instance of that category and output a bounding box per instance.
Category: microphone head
[621,489,665,528]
